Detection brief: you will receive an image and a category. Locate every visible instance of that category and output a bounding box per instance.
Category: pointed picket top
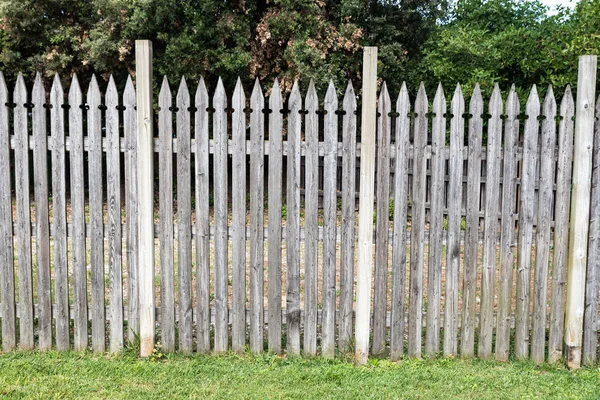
[306,79,318,109]
[289,80,301,105]
[378,81,391,112]
[123,75,136,108]
[15,72,27,104]
[270,78,282,110]
[251,77,263,103]
[543,85,557,118]
[488,83,503,117]
[451,83,465,118]
[195,76,208,108]
[0,72,7,105]
[433,82,446,112]
[32,72,45,105]
[324,80,338,112]
[396,81,410,117]
[232,76,245,110]
[69,74,82,105]
[506,84,520,118]
[343,80,356,111]
[86,75,100,108]
[106,75,118,106]
[159,76,172,109]
[214,77,226,109]
[415,82,428,115]
[526,84,540,114]
[177,76,190,108]
[469,83,483,116]
[561,85,574,117]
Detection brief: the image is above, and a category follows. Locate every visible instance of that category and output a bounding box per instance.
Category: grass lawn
[0,350,599,399]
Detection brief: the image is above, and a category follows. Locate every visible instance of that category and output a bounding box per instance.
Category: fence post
[135,40,155,357]
[355,46,377,365]
[565,55,597,369]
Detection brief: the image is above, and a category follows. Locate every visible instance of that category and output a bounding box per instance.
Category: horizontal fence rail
[0,45,598,369]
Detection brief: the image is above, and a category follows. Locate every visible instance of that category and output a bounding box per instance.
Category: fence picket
[267,79,283,354]
[177,77,193,354]
[461,84,483,358]
[51,73,71,351]
[158,77,175,352]
[339,81,357,354]
[495,86,519,361]
[32,73,52,350]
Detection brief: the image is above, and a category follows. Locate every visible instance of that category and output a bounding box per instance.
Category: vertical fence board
[195,78,211,353]
[214,78,229,353]
[51,74,70,351]
[123,76,138,344]
[322,81,338,358]
[0,73,15,351]
[231,79,247,353]
[286,81,302,356]
[408,83,428,358]
[532,87,557,363]
[391,83,410,360]
[32,73,52,350]
[249,79,265,354]
[478,84,502,359]
[339,81,357,354]
[426,84,446,356]
[267,80,283,354]
[443,84,465,357]
[177,77,193,353]
[373,83,391,356]
[15,73,34,349]
[495,86,519,361]
[461,84,483,358]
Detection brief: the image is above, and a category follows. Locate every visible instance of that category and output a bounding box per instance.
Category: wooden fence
[0,42,599,368]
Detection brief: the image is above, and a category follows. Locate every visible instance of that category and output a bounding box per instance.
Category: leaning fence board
[531,87,557,364]
[322,81,338,358]
[391,83,410,361]
[373,83,391,356]
[177,77,193,354]
[69,74,87,351]
[14,73,34,349]
[158,77,175,352]
[213,78,229,353]
[267,79,283,354]
[32,73,52,350]
[286,81,302,356]
[51,74,70,351]
[249,79,265,354]
[443,84,465,358]
[515,86,541,360]
[426,84,446,357]
[231,78,247,354]
[478,84,502,359]
[123,76,139,344]
[495,85,520,362]
[408,83,428,358]
[195,78,211,353]
[339,81,357,354]
[583,94,600,365]
[304,80,319,355]
[0,73,15,351]
[461,84,483,358]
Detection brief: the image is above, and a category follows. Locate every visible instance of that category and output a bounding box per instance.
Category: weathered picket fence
[0,41,599,369]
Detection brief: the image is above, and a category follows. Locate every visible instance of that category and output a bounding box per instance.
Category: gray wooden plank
[194,78,210,353]
[267,79,283,354]
[461,84,483,358]
[583,93,600,365]
[373,82,391,356]
[304,80,318,356]
[14,73,34,349]
[123,75,138,344]
[286,81,302,356]
[408,83,428,358]
[515,85,540,360]
[213,77,229,353]
[0,72,15,351]
[443,84,465,358]
[249,79,265,354]
[231,78,246,354]
[69,74,88,351]
[495,85,520,362]
[339,81,357,354]
[391,82,410,361]
[158,76,175,352]
[322,81,338,358]
[425,84,446,357]
[195,77,211,353]
[32,73,52,350]
[478,84,503,359]
[177,77,193,354]
[51,73,70,351]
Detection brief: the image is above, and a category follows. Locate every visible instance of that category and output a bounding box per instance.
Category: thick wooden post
[136,40,155,357]
[355,46,377,365]
[565,55,597,369]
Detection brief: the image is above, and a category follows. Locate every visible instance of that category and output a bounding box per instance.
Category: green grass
[0,350,599,399]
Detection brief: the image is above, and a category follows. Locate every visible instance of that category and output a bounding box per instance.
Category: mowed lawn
[0,350,599,399]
